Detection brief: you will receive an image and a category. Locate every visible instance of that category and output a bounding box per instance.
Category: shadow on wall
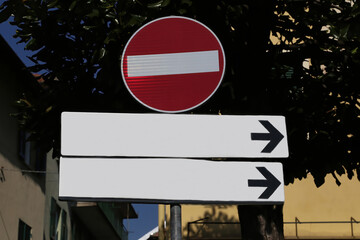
[185,205,241,240]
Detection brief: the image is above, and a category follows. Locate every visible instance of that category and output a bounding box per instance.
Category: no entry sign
[121,16,226,113]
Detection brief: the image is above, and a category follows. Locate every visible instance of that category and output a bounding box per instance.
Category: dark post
[170,204,182,240]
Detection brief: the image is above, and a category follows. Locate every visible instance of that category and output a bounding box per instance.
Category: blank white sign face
[61,112,288,158]
[59,158,284,204]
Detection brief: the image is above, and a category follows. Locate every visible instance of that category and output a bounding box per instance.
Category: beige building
[158,173,360,240]
[0,35,138,240]
[0,35,46,240]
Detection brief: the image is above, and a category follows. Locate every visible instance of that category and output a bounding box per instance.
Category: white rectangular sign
[59,158,284,204]
[61,112,288,158]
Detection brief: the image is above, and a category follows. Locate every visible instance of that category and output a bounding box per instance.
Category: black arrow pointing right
[248,167,281,199]
[251,120,284,153]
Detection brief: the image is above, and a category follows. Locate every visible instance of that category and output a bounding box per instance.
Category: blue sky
[0,15,158,240]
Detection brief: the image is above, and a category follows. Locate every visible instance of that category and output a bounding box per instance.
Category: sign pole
[170,204,182,240]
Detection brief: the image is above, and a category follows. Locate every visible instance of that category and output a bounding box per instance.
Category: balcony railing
[185,217,360,240]
[284,217,360,239]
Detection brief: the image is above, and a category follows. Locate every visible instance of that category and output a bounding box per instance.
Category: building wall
[0,37,46,240]
[0,154,46,240]
[0,61,19,162]
[0,35,137,240]
[284,173,360,239]
[159,204,240,240]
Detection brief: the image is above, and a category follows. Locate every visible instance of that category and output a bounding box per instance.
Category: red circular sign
[121,16,225,113]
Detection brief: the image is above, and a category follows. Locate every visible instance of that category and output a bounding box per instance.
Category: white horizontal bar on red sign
[126,50,220,77]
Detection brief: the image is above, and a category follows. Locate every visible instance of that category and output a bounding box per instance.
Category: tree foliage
[1,0,360,187]
[272,0,360,186]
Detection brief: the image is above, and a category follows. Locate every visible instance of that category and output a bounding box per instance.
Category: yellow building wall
[158,173,360,239]
[159,204,240,240]
[284,173,360,239]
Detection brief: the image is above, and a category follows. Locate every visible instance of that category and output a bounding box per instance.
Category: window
[18,219,32,240]
[60,210,68,240]
[50,198,67,240]
[19,130,31,166]
[50,198,60,240]
[18,130,47,171]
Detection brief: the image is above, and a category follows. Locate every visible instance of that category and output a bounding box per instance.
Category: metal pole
[171,204,182,240]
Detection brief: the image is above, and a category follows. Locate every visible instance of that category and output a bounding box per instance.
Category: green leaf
[86,9,100,18]
[0,2,7,11]
[178,8,187,15]
[351,47,358,55]
[127,14,146,27]
[161,0,171,7]
[69,0,77,11]
[147,1,162,8]
[25,38,41,51]
[23,15,38,21]
[339,23,350,39]
[105,12,116,19]
[47,0,59,8]
[99,48,106,60]
[83,25,96,30]
[104,29,120,44]
[91,47,106,63]
[0,6,12,23]
[147,0,170,8]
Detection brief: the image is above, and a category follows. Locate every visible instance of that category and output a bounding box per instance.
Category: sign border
[121,16,226,113]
